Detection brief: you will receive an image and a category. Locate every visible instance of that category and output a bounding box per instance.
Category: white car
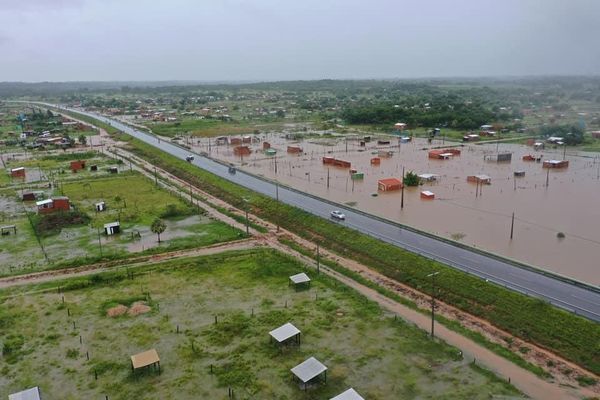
[330,210,346,220]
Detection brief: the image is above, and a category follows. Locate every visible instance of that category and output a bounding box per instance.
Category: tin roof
[291,357,327,383]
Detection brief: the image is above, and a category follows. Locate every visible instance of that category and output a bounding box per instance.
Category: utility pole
[316,243,320,274]
[327,168,330,189]
[427,271,440,338]
[475,180,479,198]
[154,167,158,186]
[274,157,278,174]
[275,183,280,233]
[345,138,348,153]
[510,212,515,240]
[563,144,567,160]
[401,167,405,209]
[97,227,103,257]
[546,168,550,187]
[244,198,249,235]
[513,175,516,191]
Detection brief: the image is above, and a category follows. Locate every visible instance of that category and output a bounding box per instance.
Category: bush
[404,171,420,186]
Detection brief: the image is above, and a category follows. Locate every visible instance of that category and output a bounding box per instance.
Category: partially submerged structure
[377,178,402,192]
[104,221,120,235]
[287,146,303,154]
[543,159,569,169]
[467,174,491,185]
[420,190,435,200]
[233,146,251,156]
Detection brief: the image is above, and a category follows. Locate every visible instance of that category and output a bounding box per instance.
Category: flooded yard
[198,134,600,285]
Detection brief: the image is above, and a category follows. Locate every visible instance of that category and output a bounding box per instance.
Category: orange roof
[378,178,402,185]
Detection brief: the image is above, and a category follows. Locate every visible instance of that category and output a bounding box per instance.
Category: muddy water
[196,134,600,285]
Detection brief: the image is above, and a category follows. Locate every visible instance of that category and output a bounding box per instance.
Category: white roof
[474,174,491,180]
[9,387,41,400]
[440,153,454,157]
[36,199,53,206]
[291,357,327,383]
[289,273,311,284]
[421,190,434,196]
[11,167,25,171]
[104,222,120,228]
[545,159,563,164]
[330,388,365,400]
[269,322,300,343]
[418,173,438,180]
[95,201,105,205]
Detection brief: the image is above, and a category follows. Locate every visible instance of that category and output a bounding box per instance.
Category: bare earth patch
[128,301,151,316]
[107,304,128,317]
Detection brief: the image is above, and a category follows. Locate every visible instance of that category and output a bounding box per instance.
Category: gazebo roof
[289,272,310,284]
[9,387,41,400]
[330,388,365,400]
[269,322,300,343]
[131,349,160,369]
[291,357,327,383]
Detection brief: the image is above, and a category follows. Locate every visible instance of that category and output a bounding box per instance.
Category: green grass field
[143,118,287,138]
[0,249,521,400]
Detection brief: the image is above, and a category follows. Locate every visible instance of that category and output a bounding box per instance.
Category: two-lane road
[43,103,600,322]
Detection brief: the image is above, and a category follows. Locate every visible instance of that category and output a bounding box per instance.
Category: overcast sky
[0,0,599,82]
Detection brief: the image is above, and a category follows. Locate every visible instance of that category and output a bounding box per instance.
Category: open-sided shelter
[330,388,365,400]
[130,349,160,374]
[289,272,311,289]
[8,387,41,400]
[269,322,301,345]
[291,357,327,389]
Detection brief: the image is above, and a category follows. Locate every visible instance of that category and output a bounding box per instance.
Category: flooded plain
[194,134,600,285]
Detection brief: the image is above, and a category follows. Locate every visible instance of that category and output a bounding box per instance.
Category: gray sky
[0,0,599,82]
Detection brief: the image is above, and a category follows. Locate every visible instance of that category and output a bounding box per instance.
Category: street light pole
[427,272,440,338]
[243,198,249,235]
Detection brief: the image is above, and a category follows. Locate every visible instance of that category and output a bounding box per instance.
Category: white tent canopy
[330,388,365,400]
[9,387,41,400]
[291,357,327,383]
[269,322,300,343]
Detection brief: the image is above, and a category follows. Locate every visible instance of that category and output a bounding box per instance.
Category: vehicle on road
[330,210,346,220]
[228,164,236,174]
[185,155,194,162]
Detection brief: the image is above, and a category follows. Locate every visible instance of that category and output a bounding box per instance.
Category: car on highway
[330,210,346,220]
[185,155,194,162]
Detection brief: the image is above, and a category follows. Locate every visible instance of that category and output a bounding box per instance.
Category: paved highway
[45,103,600,322]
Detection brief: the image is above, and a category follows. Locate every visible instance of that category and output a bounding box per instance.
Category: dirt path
[0,239,261,289]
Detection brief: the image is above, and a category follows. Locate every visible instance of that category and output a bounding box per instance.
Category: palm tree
[151,218,167,243]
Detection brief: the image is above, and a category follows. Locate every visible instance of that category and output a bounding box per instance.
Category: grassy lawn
[0,249,521,400]
[119,134,600,376]
[143,118,286,138]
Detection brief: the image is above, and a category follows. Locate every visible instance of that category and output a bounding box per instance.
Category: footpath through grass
[115,133,600,376]
[0,249,520,400]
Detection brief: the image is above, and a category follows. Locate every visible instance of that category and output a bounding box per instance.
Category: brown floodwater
[193,134,600,285]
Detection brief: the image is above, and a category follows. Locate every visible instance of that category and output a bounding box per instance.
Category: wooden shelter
[377,178,402,192]
[229,137,242,145]
[233,146,251,156]
[36,197,70,214]
[287,146,303,154]
[22,190,44,201]
[263,142,271,150]
[467,175,491,185]
[370,157,380,165]
[130,349,160,374]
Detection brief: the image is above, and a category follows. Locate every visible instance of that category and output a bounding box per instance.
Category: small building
[233,146,251,156]
[104,221,120,235]
[289,272,311,289]
[378,178,402,192]
[467,174,491,185]
[330,388,365,400]
[95,201,106,212]
[108,167,119,174]
[269,322,301,346]
[70,160,86,172]
[418,173,439,182]
[543,159,569,169]
[22,190,44,201]
[522,154,542,162]
[394,122,407,131]
[8,387,41,400]
[323,157,335,165]
[287,146,303,154]
[534,142,545,150]
[130,349,160,375]
[90,165,98,172]
[484,152,512,163]
[378,150,393,158]
[400,136,411,143]
[242,136,252,144]
[11,167,26,179]
[215,136,228,145]
[547,136,564,144]
[428,150,454,160]
[36,197,71,214]
[229,137,242,145]
[265,149,277,156]
[351,172,364,180]
[333,159,351,168]
[1,225,17,236]
[370,157,381,165]
[377,140,390,145]
[514,170,526,177]
[592,131,600,139]
[463,134,480,142]
[291,357,327,390]
[420,190,435,200]
[263,142,271,150]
